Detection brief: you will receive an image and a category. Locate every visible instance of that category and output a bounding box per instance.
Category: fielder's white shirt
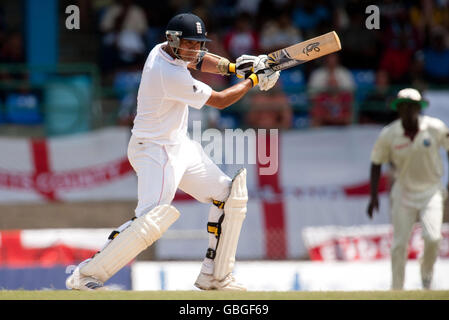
[132,42,212,144]
[371,115,449,207]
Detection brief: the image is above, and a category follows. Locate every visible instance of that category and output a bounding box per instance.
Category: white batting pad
[214,168,248,280]
[80,204,180,282]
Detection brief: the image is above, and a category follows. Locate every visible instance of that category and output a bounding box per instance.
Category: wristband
[248,73,258,87]
[218,58,231,75]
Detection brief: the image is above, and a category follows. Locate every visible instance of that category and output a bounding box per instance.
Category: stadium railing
[1,63,448,137]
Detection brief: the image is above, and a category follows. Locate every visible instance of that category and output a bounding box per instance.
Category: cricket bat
[266,31,341,71]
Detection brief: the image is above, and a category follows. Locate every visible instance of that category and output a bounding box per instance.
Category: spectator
[0,31,25,64]
[339,2,381,69]
[308,54,355,94]
[0,5,6,46]
[410,0,449,33]
[332,1,350,31]
[259,10,302,53]
[246,82,292,130]
[380,7,421,52]
[0,31,25,82]
[235,0,262,17]
[142,2,174,52]
[308,54,355,126]
[114,69,140,127]
[379,31,414,84]
[257,0,292,27]
[358,69,398,125]
[291,1,330,37]
[99,0,148,74]
[200,0,238,30]
[223,12,260,61]
[378,0,408,25]
[416,27,449,85]
[409,0,432,43]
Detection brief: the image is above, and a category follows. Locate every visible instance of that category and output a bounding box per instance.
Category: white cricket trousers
[127,134,232,216]
[390,189,444,290]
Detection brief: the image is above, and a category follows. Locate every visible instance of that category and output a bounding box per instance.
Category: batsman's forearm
[199,53,221,74]
[198,53,235,75]
[206,80,252,109]
[369,163,382,198]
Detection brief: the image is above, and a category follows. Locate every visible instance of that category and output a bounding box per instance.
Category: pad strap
[206,248,216,259]
[207,222,220,237]
[107,217,136,240]
[212,199,225,209]
[205,214,225,260]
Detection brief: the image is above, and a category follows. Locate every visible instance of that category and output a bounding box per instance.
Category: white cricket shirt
[371,115,449,207]
[132,42,212,144]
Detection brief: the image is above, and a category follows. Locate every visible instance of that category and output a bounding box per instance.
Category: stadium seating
[44,75,92,136]
[350,69,376,103]
[4,91,42,125]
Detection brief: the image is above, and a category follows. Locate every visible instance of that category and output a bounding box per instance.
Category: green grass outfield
[0,290,449,300]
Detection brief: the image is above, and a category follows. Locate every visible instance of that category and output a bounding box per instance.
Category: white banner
[302,223,449,261]
[132,260,449,291]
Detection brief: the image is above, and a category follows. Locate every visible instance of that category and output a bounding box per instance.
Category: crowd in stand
[92,0,449,129]
[0,0,448,130]
[0,6,40,127]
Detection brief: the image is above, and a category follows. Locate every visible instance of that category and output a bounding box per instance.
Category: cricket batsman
[66,13,280,291]
[367,88,449,290]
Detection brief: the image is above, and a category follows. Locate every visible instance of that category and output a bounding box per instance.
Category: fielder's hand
[367,197,379,219]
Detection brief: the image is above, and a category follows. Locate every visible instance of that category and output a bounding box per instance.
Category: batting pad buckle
[212,199,225,209]
[107,230,120,240]
[207,222,221,237]
[206,248,216,259]
[107,217,136,240]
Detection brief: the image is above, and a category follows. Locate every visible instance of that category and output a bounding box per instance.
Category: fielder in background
[367,88,449,290]
[66,13,280,291]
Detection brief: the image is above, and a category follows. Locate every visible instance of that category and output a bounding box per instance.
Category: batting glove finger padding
[235,54,258,78]
[252,54,269,73]
[257,68,280,91]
